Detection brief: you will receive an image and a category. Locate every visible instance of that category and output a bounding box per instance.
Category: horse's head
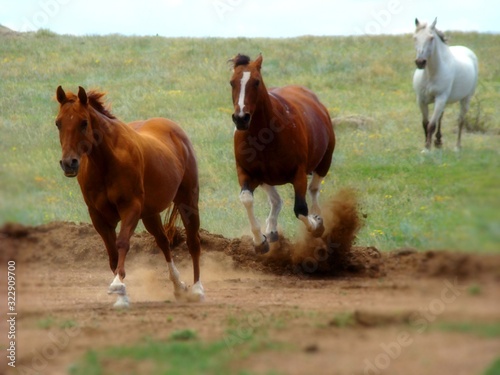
[55,86,93,177]
[413,18,438,69]
[229,54,264,131]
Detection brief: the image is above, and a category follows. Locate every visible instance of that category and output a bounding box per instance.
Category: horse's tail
[163,203,183,246]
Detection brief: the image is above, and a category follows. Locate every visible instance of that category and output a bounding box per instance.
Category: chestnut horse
[229,54,335,253]
[55,86,204,307]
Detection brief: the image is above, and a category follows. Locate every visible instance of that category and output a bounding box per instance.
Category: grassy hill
[1,30,499,251]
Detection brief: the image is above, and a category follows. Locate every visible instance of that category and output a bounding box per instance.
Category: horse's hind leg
[142,213,189,301]
[262,184,282,251]
[142,215,187,300]
[457,97,471,150]
[176,197,204,302]
[434,112,444,148]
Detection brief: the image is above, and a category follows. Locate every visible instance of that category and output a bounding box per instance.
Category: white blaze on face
[237,71,251,117]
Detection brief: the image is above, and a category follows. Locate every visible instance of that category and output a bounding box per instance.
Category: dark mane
[417,21,448,44]
[230,54,251,68]
[435,28,448,44]
[87,91,116,119]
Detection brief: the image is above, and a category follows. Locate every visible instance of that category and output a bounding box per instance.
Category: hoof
[113,295,130,309]
[108,281,126,296]
[310,218,325,238]
[187,281,205,302]
[254,239,270,254]
[174,281,188,301]
[267,231,279,243]
[434,140,442,148]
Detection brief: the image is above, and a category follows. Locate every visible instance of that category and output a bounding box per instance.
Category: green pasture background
[0,30,499,252]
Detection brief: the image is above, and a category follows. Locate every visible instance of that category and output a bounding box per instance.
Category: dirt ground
[1,193,500,375]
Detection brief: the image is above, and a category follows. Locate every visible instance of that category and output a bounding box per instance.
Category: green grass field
[1,30,499,251]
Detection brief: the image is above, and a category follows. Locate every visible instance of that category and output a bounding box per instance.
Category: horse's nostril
[415,59,427,69]
[243,113,251,123]
[71,159,79,168]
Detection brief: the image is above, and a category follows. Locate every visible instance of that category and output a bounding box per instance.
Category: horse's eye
[55,120,61,129]
[229,80,235,88]
[81,120,88,132]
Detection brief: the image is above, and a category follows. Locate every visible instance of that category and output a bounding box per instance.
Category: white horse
[413,18,478,151]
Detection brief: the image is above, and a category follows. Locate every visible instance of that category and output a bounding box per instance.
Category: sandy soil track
[1,218,500,375]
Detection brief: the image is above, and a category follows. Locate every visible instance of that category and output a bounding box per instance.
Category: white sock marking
[237,71,251,117]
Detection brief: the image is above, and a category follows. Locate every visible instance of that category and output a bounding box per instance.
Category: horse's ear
[78,86,88,105]
[415,18,420,27]
[56,85,67,104]
[255,53,263,71]
[431,18,437,29]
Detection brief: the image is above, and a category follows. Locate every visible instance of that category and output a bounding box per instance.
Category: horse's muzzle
[232,113,251,131]
[60,158,79,177]
[415,59,427,69]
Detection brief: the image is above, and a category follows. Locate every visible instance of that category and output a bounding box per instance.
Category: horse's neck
[427,38,454,76]
[86,111,132,169]
[251,86,277,130]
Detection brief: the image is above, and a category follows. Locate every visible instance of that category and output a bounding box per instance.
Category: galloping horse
[229,54,335,254]
[55,86,204,307]
[413,18,478,151]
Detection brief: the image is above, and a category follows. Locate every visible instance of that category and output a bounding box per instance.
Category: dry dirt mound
[2,213,499,283]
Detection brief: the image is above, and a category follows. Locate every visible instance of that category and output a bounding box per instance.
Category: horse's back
[270,85,332,131]
[131,118,193,156]
[130,117,198,213]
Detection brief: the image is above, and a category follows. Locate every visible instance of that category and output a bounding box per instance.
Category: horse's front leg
[240,187,268,254]
[435,112,445,148]
[418,99,429,147]
[89,209,118,274]
[425,98,447,151]
[261,184,282,251]
[238,175,269,254]
[107,200,142,308]
[294,170,324,237]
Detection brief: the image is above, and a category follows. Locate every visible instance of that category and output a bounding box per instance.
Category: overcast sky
[1,0,498,38]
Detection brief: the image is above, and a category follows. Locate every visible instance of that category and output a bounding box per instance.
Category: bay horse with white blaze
[413,18,478,151]
[55,86,204,307]
[229,54,335,254]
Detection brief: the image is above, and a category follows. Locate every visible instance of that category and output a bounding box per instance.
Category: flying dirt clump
[291,189,362,273]
[249,188,381,277]
[290,188,380,276]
